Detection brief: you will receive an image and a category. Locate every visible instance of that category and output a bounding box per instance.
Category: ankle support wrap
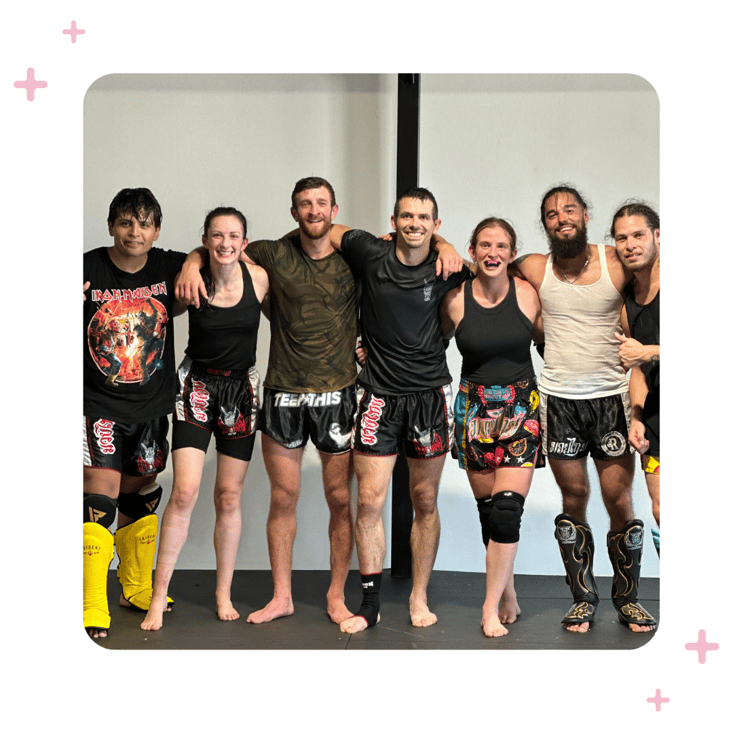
[355,572,382,627]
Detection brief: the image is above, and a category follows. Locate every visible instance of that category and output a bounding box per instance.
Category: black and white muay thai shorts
[173,357,260,462]
[352,385,454,459]
[540,391,633,461]
[83,415,169,477]
[260,385,356,454]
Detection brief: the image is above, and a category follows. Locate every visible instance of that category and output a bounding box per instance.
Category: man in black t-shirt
[83,188,186,639]
[328,188,470,633]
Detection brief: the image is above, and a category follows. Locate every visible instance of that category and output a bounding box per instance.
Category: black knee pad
[488,491,525,544]
[476,496,493,546]
[116,482,162,520]
[83,493,117,529]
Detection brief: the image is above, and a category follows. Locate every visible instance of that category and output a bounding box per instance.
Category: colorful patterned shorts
[454,377,542,472]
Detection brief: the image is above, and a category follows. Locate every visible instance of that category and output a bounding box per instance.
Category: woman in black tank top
[441,217,543,638]
[142,207,269,632]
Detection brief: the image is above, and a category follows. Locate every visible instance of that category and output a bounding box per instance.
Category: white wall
[84,73,659,578]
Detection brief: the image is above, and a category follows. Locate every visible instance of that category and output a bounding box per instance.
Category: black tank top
[455,277,534,386]
[625,284,659,391]
[185,262,261,370]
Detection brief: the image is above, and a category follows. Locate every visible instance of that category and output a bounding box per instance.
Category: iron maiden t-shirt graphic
[88,290,168,385]
[83,247,186,422]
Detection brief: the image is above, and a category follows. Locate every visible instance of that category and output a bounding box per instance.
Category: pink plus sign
[63,21,85,43]
[685,629,720,663]
[647,689,670,712]
[14,68,48,102]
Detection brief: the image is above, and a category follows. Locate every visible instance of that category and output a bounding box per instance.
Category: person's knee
[549,461,589,497]
[324,487,352,518]
[410,484,439,517]
[118,481,164,518]
[84,493,118,528]
[557,476,590,500]
[489,491,525,544]
[269,482,300,514]
[214,485,242,515]
[602,490,634,525]
[355,484,388,519]
[169,481,199,513]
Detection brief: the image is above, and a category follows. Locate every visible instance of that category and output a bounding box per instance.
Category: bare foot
[629,622,656,633]
[563,621,591,633]
[246,596,294,624]
[217,597,240,622]
[326,593,353,625]
[498,596,521,624]
[481,612,509,638]
[409,596,437,627]
[339,613,380,634]
[619,602,656,632]
[120,592,172,612]
[86,627,108,639]
[562,601,595,633]
[141,597,168,631]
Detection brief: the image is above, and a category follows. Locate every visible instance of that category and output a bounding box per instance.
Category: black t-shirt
[624,283,660,393]
[185,261,261,370]
[83,247,186,421]
[341,229,471,394]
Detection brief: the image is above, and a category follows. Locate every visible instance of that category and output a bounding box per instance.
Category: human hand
[615,332,656,370]
[628,419,649,454]
[435,241,464,280]
[175,261,207,307]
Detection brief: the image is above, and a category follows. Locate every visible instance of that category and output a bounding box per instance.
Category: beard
[298,216,331,240]
[548,223,589,260]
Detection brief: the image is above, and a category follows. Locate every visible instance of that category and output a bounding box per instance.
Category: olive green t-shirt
[247,235,358,392]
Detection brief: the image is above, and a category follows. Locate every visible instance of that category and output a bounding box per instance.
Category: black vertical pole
[391,73,420,578]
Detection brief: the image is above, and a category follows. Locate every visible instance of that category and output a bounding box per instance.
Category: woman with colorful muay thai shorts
[440,217,544,637]
[142,207,269,631]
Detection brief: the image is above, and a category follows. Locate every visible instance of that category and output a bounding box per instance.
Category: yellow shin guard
[83,522,114,632]
[115,514,173,611]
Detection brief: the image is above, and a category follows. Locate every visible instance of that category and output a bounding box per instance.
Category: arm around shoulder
[511,252,546,291]
[176,246,208,307]
[329,224,352,250]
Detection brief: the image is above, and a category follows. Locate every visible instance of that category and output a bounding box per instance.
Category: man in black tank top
[612,203,660,556]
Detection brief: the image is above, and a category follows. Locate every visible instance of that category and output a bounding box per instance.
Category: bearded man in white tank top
[514,185,656,634]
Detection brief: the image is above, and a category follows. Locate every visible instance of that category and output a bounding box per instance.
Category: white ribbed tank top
[538,245,627,398]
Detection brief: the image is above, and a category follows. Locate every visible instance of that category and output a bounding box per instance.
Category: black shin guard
[355,572,382,627]
[607,519,656,627]
[554,514,599,626]
[554,514,599,602]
